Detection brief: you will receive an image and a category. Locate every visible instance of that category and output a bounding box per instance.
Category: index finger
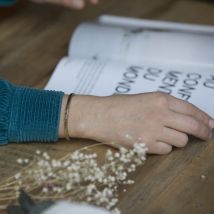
[168,95,213,127]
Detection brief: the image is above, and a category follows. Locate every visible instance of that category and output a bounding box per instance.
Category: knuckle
[189,103,210,124]
[179,134,189,147]
[202,126,210,140]
[201,114,210,125]
[155,92,169,107]
[161,145,173,154]
[189,119,210,139]
[189,119,201,133]
[141,135,152,144]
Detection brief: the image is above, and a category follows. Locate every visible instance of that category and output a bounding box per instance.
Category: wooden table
[0,0,214,213]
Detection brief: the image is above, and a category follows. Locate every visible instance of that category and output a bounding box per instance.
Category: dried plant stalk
[0,143,147,214]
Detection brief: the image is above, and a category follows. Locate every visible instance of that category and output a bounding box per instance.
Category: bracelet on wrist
[64,93,75,141]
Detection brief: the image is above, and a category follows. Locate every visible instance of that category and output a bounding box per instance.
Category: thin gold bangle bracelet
[64,93,75,141]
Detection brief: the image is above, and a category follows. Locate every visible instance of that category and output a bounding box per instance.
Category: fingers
[147,142,172,155]
[166,111,211,140]
[57,0,85,9]
[147,128,188,155]
[88,0,98,4]
[33,0,99,9]
[169,96,212,126]
[159,127,188,148]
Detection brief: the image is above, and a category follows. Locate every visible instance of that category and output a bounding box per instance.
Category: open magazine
[46,15,214,117]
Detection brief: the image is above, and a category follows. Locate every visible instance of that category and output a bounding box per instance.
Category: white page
[99,15,214,34]
[69,23,214,67]
[46,57,214,117]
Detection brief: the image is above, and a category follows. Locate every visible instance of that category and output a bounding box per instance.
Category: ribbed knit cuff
[0,79,64,144]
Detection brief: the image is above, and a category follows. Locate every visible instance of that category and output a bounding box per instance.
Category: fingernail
[209,119,214,129]
[72,0,84,9]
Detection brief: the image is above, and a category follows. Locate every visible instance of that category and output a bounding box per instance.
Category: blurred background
[0,0,214,88]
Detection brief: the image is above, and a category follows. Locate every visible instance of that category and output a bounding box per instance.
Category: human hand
[31,0,99,10]
[61,92,214,155]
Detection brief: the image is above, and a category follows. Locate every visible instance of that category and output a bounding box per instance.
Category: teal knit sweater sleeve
[0,0,17,7]
[0,79,64,145]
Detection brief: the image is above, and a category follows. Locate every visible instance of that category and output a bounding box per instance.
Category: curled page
[69,23,214,67]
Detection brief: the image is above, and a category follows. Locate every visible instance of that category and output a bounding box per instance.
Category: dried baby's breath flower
[24,159,29,164]
[0,143,147,213]
[200,175,206,181]
[16,158,23,165]
[14,173,21,180]
[36,150,41,155]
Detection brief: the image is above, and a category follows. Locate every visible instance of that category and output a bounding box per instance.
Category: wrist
[68,95,101,139]
[58,95,68,138]
[58,95,102,140]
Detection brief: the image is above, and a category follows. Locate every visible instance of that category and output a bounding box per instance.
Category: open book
[46,15,214,117]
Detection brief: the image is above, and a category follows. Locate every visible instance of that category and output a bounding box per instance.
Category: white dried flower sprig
[0,143,147,213]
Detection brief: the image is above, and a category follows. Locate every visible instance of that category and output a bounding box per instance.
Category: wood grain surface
[0,0,214,213]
